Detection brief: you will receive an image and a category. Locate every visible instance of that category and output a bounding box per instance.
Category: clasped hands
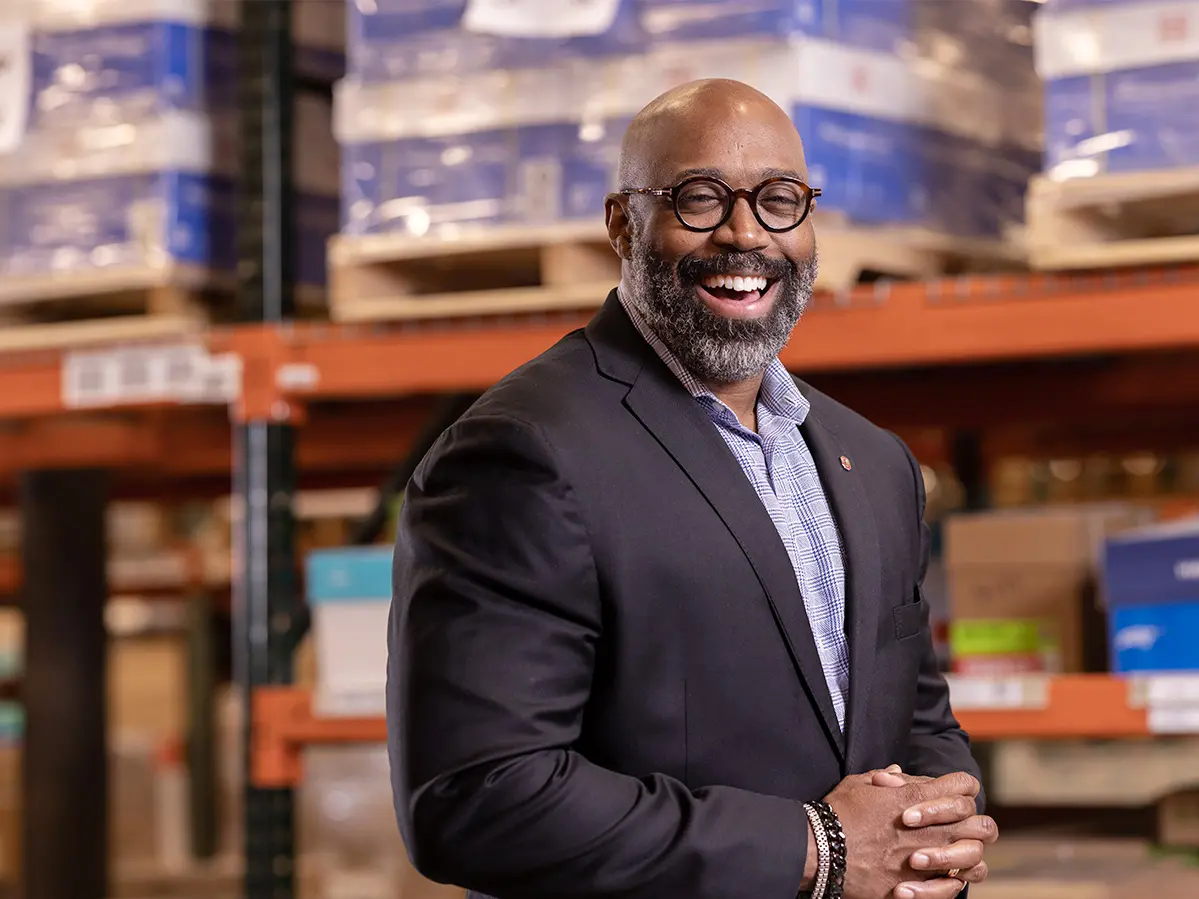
[824,765,998,899]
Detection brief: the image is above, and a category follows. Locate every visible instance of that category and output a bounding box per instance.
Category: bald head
[617,79,807,191]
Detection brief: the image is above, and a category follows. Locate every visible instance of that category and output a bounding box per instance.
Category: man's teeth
[702,274,768,293]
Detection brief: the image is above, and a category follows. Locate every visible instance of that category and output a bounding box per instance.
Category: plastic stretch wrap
[336,7,1042,241]
[0,100,339,288]
[0,0,342,289]
[1034,0,1199,178]
[636,0,912,53]
[347,0,645,82]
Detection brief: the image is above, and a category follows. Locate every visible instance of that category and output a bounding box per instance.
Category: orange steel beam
[0,265,1198,421]
[253,687,387,788]
[786,266,1199,372]
[808,351,1199,430]
[0,398,434,478]
[252,675,1158,787]
[954,675,1149,741]
[270,266,1199,404]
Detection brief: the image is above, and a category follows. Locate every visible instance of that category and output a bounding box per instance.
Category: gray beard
[623,241,817,385]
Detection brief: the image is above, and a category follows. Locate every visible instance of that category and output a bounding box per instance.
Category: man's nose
[712,196,769,252]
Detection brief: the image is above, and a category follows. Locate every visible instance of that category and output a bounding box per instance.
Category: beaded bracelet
[802,803,832,899]
[802,801,847,899]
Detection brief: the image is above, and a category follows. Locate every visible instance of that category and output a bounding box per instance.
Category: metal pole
[186,592,218,860]
[19,470,109,899]
[234,2,302,897]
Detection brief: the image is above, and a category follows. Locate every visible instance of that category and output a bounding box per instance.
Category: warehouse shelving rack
[3,260,1199,899]
[4,3,1199,896]
[249,672,1199,791]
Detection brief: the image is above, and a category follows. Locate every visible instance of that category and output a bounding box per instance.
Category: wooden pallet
[0,265,225,352]
[328,223,618,323]
[816,220,1026,290]
[1026,166,1199,271]
[328,220,1025,323]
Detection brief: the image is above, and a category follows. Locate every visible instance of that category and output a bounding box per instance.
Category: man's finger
[930,771,981,798]
[901,794,977,827]
[957,861,989,884]
[893,877,966,899]
[946,815,1000,845]
[899,772,980,819]
[909,840,984,873]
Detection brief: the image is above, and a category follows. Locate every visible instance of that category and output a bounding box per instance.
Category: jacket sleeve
[890,433,986,814]
[388,411,809,899]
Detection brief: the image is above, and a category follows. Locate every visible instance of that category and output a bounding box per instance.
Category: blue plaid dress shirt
[620,291,851,729]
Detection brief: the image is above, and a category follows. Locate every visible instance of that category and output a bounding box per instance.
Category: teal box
[306,546,393,605]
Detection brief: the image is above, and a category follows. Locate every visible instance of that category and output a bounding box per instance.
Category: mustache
[677,252,796,285]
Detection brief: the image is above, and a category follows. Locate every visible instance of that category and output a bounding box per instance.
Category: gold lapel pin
[840,455,852,471]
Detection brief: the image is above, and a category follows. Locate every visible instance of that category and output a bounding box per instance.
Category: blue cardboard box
[347,0,645,81]
[557,38,936,230]
[30,20,237,131]
[637,0,913,54]
[1035,0,1199,176]
[336,68,579,237]
[1103,519,1199,608]
[1,94,338,289]
[1110,601,1199,673]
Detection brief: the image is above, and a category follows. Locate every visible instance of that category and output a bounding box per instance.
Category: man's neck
[709,375,763,433]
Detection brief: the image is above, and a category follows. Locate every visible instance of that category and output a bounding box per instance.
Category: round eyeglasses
[617,176,821,233]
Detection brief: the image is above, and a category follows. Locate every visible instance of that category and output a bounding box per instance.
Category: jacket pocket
[893,600,926,641]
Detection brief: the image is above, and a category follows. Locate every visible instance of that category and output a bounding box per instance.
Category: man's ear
[605,195,634,261]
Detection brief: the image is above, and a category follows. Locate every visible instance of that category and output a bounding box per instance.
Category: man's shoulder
[452,326,615,437]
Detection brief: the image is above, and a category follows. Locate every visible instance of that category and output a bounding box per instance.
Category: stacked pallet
[0,0,343,350]
[1028,0,1199,269]
[328,0,1041,323]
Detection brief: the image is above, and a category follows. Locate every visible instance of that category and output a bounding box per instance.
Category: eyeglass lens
[675,179,810,231]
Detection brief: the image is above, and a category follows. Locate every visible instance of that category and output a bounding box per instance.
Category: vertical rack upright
[234,1,305,896]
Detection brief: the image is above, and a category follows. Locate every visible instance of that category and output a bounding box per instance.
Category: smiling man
[388,80,996,899]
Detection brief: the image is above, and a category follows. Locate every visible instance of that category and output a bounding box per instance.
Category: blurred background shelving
[3,0,1199,897]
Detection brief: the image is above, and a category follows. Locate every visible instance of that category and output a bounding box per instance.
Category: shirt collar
[617,283,810,427]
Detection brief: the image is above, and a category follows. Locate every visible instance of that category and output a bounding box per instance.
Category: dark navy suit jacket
[387,291,982,899]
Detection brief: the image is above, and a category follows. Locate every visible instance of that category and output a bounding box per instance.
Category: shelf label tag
[62,343,240,409]
[0,20,30,154]
[463,0,622,38]
[1130,675,1199,734]
[1147,706,1199,735]
[946,675,1050,711]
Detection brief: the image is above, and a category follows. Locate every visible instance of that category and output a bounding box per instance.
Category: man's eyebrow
[670,166,808,183]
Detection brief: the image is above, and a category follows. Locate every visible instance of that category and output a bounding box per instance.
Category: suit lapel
[588,296,845,759]
[797,405,883,772]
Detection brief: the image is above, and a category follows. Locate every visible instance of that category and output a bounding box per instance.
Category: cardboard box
[1160,790,1199,849]
[1102,518,1199,672]
[949,619,1050,674]
[348,0,645,82]
[983,834,1199,899]
[638,0,913,53]
[989,738,1199,806]
[109,636,187,741]
[1110,600,1199,673]
[1035,0,1199,175]
[306,547,393,716]
[1103,518,1199,607]
[944,505,1147,672]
